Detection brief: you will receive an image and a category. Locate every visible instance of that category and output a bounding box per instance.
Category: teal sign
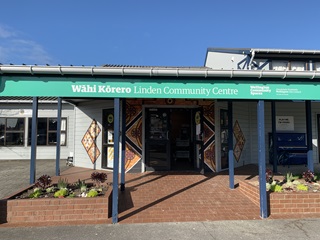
[1,76,320,100]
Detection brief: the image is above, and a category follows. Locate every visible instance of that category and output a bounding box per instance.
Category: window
[271,61,289,70]
[290,61,306,71]
[272,60,307,71]
[0,118,25,146]
[314,62,320,71]
[28,118,67,146]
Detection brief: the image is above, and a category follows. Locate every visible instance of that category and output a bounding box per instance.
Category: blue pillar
[258,100,268,218]
[228,100,234,189]
[306,100,314,171]
[55,97,62,176]
[120,99,126,192]
[30,97,38,184]
[271,101,277,173]
[112,98,120,224]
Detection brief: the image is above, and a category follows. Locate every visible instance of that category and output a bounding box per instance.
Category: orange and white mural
[81,119,101,164]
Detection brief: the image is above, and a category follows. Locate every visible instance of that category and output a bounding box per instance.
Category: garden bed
[239,180,320,215]
[0,172,113,224]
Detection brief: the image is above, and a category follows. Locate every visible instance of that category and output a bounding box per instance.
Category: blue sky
[0,0,320,67]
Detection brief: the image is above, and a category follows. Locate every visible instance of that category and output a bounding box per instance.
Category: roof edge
[1,65,320,79]
[207,47,320,55]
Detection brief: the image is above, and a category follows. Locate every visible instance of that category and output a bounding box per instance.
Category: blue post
[30,97,38,184]
[121,99,126,191]
[305,100,314,171]
[271,101,277,173]
[112,98,120,224]
[258,100,268,218]
[55,97,62,176]
[228,100,234,189]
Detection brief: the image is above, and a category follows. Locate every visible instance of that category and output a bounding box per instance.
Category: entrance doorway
[145,107,202,171]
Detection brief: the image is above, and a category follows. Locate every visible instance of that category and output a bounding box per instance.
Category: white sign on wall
[276,116,294,131]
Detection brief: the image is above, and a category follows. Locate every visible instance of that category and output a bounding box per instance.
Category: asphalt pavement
[0,160,70,199]
[1,219,320,240]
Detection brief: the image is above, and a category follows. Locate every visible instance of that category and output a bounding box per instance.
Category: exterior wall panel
[73,100,114,170]
[205,51,248,69]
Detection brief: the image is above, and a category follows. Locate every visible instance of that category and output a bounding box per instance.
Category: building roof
[1,63,320,79]
[102,64,205,69]
[2,48,320,79]
[207,47,320,59]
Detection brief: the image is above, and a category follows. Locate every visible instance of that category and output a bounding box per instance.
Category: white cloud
[9,39,54,64]
[0,24,54,64]
[0,25,15,38]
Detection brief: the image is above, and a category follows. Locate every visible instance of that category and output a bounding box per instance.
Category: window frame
[270,60,289,71]
[290,61,308,71]
[0,117,25,146]
[28,117,67,146]
[314,62,320,71]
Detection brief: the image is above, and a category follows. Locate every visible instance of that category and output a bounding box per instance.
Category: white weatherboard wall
[0,103,75,160]
[73,100,114,170]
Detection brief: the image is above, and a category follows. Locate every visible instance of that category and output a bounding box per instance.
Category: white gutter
[252,48,320,55]
[1,65,320,79]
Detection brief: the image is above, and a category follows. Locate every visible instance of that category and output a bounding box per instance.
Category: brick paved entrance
[118,166,261,223]
[51,165,261,223]
[4,162,320,227]
[54,165,261,223]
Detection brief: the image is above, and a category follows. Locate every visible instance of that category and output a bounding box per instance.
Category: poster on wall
[107,147,114,168]
[276,116,294,131]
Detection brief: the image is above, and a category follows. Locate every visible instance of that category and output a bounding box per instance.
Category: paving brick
[6,164,320,226]
[117,165,261,223]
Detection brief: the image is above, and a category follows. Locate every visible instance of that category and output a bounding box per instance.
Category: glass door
[145,108,171,171]
[102,109,114,169]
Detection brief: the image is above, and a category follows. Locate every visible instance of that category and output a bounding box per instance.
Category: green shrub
[67,193,75,198]
[87,189,98,198]
[296,184,308,191]
[46,186,55,193]
[270,184,282,192]
[57,178,68,189]
[29,188,42,198]
[74,179,87,193]
[54,188,68,198]
[314,173,320,181]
